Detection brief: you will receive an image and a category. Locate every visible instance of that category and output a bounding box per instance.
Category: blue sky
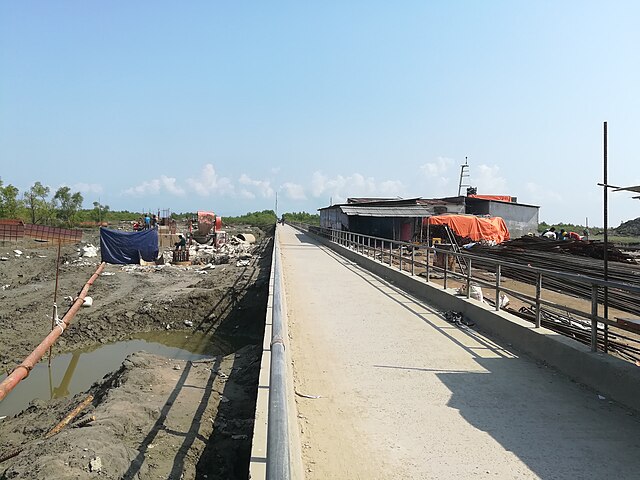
[1,1,639,226]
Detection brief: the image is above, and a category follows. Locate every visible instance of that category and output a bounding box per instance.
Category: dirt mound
[614,217,640,236]
[0,346,261,479]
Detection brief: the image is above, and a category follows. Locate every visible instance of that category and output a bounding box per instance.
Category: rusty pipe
[0,262,106,402]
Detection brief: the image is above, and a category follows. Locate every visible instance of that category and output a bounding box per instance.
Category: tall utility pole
[603,121,609,352]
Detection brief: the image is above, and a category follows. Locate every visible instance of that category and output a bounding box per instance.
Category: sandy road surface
[280,225,640,480]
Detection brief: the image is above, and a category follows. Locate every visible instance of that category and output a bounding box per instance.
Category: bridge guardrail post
[591,285,599,352]
[444,252,448,290]
[535,273,542,328]
[389,242,392,266]
[466,259,472,299]
[426,249,431,282]
[411,248,415,276]
[495,264,502,311]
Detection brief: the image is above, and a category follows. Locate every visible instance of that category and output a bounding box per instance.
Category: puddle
[0,331,242,418]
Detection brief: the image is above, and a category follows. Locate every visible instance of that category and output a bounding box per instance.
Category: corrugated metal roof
[340,204,434,217]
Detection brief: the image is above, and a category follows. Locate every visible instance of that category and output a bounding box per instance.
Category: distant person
[174,234,186,251]
[151,214,158,228]
[568,231,582,241]
[583,228,589,241]
[280,214,286,225]
[541,227,556,239]
[557,229,567,240]
[144,214,151,230]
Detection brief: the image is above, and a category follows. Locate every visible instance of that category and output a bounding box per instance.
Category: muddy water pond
[0,331,243,418]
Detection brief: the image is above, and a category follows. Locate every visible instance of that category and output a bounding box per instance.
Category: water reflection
[0,331,241,418]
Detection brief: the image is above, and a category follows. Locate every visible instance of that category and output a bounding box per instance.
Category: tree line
[0,179,126,227]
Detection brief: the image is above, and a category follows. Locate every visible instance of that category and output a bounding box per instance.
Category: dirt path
[280,225,640,479]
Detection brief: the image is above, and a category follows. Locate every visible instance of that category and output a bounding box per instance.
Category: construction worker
[174,234,186,251]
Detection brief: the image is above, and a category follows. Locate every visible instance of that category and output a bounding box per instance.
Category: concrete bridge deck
[279,224,640,479]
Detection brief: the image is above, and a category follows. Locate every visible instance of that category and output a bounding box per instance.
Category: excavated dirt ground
[0,225,272,479]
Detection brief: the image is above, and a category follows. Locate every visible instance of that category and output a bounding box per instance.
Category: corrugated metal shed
[340,205,433,217]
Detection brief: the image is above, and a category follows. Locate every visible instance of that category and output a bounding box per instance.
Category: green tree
[0,180,21,219]
[90,201,110,223]
[53,186,84,227]
[23,181,51,224]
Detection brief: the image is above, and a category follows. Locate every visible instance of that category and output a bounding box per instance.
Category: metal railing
[289,222,640,356]
[266,228,291,480]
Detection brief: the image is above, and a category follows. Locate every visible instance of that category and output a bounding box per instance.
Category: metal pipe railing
[292,223,640,355]
[266,228,291,480]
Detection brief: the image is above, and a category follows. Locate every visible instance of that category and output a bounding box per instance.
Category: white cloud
[420,157,454,178]
[186,164,234,197]
[282,182,306,200]
[474,164,508,193]
[124,179,161,196]
[240,189,256,200]
[124,175,185,197]
[310,171,404,202]
[159,175,185,196]
[73,183,104,194]
[238,174,274,198]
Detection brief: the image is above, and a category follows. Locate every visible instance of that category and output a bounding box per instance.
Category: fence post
[495,264,501,311]
[399,246,403,271]
[466,259,472,299]
[426,249,431,282]
[443,252,448,290]
[411,248,415,276]
[389,242,392,266]
[591,285,599,352]
[535,273,542,328]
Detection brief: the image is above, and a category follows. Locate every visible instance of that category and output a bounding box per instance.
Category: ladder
[444,226,467,274]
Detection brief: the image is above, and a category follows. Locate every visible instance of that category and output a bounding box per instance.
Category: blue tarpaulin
[100,227,159,265]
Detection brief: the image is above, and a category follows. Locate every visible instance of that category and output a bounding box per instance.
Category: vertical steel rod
[443,252,448,289]
[411,248,415,276]
[466,259,472,299]
[535,273,542,328]
[591,284,599,352]
[495,264,502,311]
[603,121,609,353]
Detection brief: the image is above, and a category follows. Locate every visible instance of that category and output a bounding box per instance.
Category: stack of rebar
[467,241,640,317]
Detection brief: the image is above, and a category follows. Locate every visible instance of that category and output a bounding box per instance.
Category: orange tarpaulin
[468,194,512,202]
[426,215,510,244]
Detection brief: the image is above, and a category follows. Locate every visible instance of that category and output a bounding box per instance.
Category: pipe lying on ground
[0,262,106,402]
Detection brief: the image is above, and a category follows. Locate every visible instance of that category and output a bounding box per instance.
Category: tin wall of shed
[466,200,539,238]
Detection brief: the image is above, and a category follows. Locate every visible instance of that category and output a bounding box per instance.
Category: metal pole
[495,264,501,311]
[426,249,431,282]
[443,252,448,289]
[48,241,62,365]
[389,242,392,266]
[399,246,403,272]
[591,284,599,352]
[535,273,542,328]
[603,121,609,353]
[466,259,472,299]
[411,248,415,276]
